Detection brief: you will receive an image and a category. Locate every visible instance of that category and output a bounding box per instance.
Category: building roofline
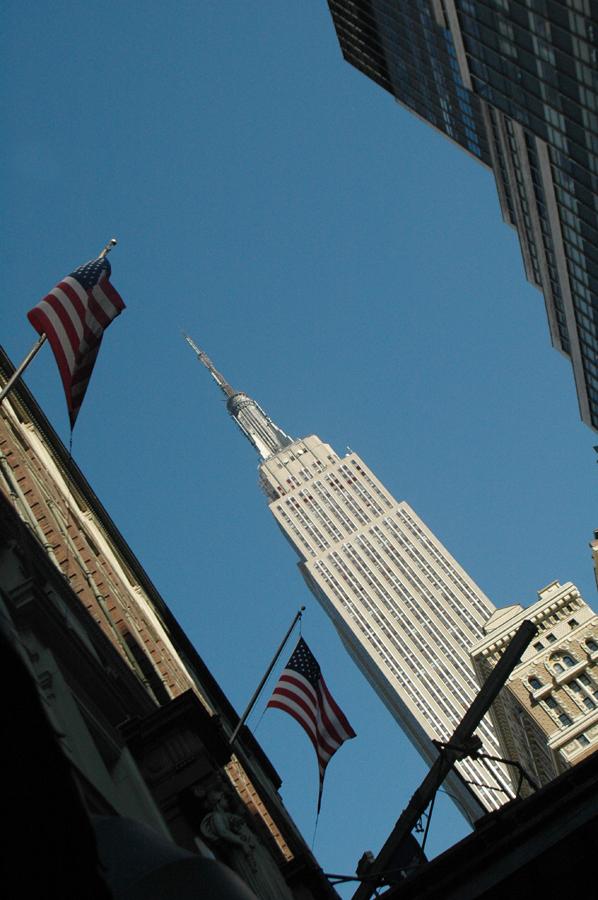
[0,346,282,788]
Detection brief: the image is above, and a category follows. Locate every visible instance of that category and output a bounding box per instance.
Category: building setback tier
[260,434,514,818]
[189,338,519,819]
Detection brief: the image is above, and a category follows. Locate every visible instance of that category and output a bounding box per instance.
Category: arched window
[549,653,568,674]
[529,676,542,690]
[586,638,598,653]
[563,654,576,667]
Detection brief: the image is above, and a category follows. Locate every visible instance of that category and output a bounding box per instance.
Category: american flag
[267,637,356,811]
[27,256,125,427]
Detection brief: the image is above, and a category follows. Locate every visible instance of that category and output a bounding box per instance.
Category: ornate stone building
[0,347,336,899]
[471,580,598,797]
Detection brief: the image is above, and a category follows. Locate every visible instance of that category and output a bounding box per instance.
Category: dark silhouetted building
[327,0,598,430]
[0,348,337,900]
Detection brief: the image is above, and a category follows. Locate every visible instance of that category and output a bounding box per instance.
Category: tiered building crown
[184,334,293,460]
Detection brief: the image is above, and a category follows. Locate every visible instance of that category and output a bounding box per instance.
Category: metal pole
[352,619,537,900]
[229,606,305,746]
[0,239,118,407]
[0,334,48,405]
[98,238,117,259]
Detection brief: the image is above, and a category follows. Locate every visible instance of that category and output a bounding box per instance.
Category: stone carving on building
[197,785,293,900]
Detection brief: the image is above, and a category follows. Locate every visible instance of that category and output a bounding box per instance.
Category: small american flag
[27,256,125,427]
[267,637,356,811]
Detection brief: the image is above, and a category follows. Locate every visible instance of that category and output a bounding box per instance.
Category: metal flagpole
[0,238,117,407]
[0,334,48,405]
[98,238,118,259]
[229,605,306,747]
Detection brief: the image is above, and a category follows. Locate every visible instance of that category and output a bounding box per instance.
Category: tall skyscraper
[186,336,515,820]
[327,1,598,432]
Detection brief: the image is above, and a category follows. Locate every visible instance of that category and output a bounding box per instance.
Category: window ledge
[531,684,553,701]
[555,662,586,684]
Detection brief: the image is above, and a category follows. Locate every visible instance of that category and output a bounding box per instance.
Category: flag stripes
[269,673,351,769]
[267,637,355,811]
[27,256,125,427]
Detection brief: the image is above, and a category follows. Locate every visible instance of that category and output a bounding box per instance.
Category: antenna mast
[184,332,294,459]
[183,333,235,399]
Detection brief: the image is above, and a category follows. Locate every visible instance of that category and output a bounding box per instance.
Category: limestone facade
[471,581,598,796]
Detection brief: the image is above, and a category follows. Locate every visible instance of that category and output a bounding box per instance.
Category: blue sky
[2,2,597,894]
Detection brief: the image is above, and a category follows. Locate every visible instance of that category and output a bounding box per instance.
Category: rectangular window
[532,35,555,65]
[572,28,588,57]
[578,85,598,112]
[569,1,590,16]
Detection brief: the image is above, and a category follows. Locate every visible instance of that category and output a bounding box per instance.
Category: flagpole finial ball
[98,238,118,259]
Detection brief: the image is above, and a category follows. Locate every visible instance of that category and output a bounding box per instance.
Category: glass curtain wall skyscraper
[327,0,598,431]
[186,336,514,820]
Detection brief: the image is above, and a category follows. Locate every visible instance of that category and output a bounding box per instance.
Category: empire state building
[186,336,514,819]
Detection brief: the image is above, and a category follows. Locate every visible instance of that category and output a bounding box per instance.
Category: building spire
[184,333,294,460]
[184,333,235,399]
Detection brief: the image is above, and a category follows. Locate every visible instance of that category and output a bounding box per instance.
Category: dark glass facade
[328,0,491,160]
[328,0,598,430]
